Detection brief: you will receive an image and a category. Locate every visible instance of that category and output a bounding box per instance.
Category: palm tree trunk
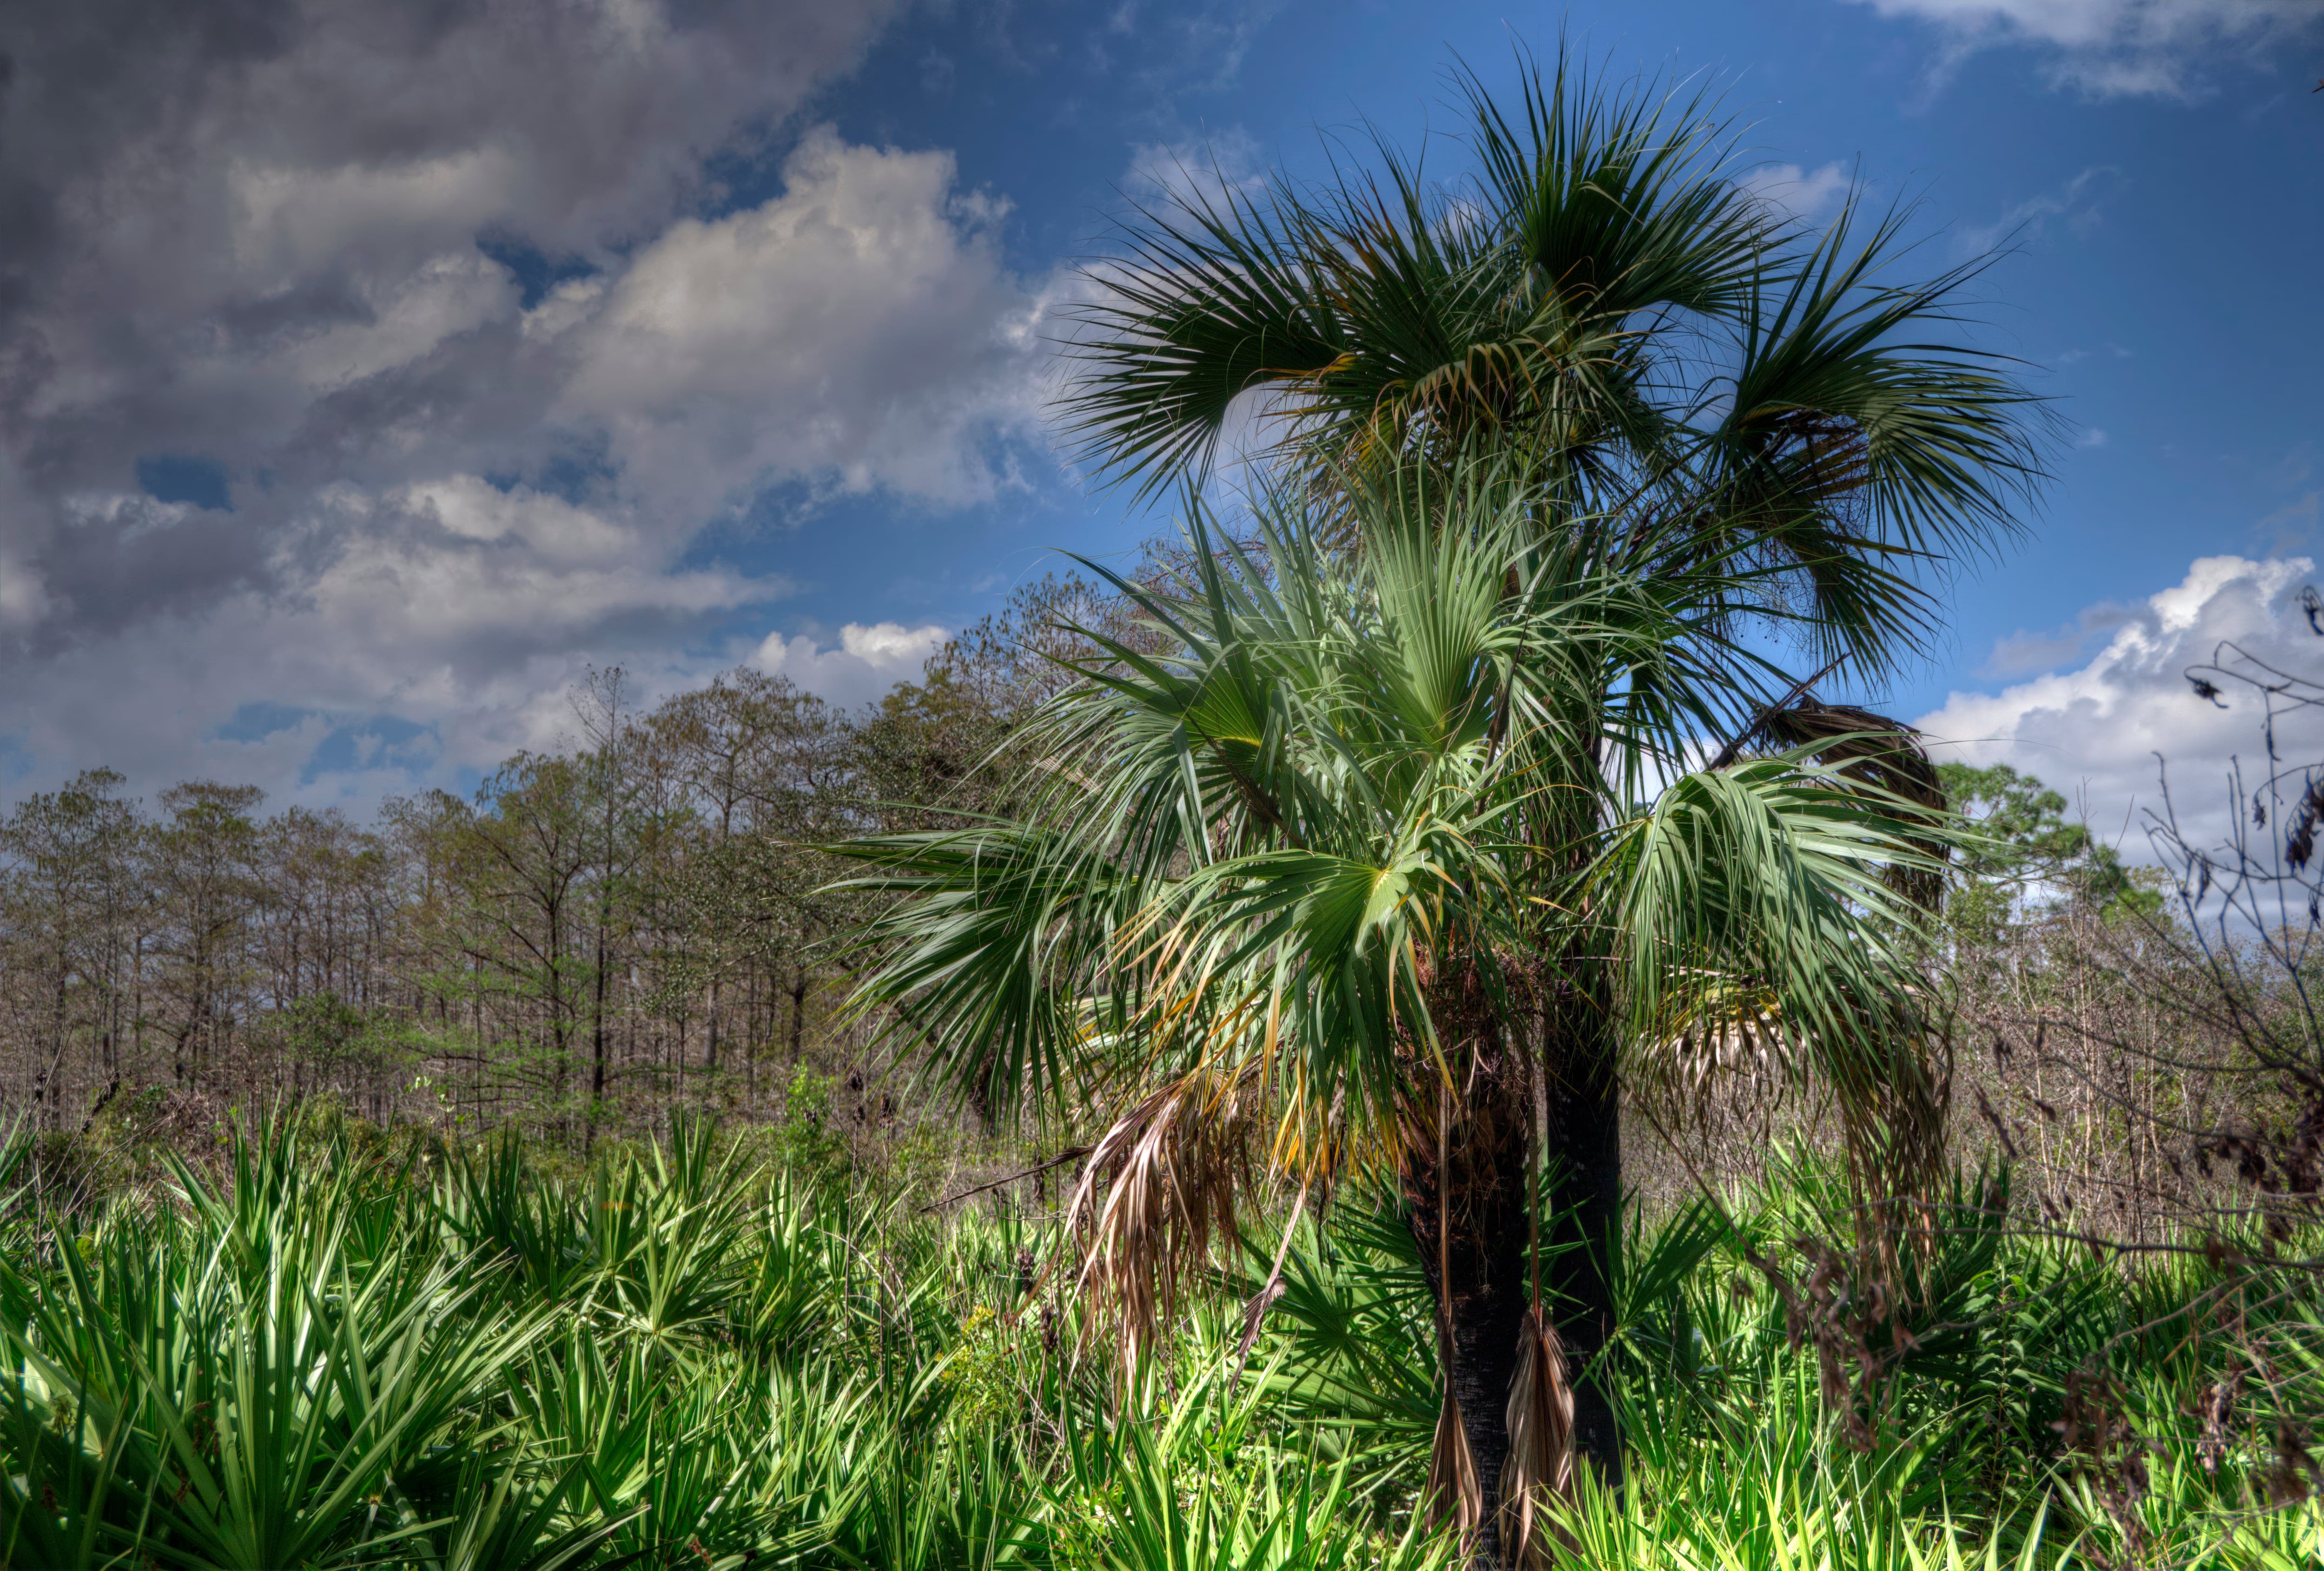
[1406,1056,1533,1568]
[1541,1012,1624,1492]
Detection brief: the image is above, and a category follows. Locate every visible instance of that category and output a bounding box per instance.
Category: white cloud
[1738,161,1854,224]
[398,475,632,565]
[0,560,46,630]
[560,126,1050,515]
[227,148,526,284]
[304,513,766,645]
[1914,555,2324,858]
[0,473,792,814]
[282,251,522,389]
[1844,0,2322,97]
[1121,129,1266,215]
[751,621,950,709]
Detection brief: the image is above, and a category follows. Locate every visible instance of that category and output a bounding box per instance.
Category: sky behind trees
[0,0,2317,855]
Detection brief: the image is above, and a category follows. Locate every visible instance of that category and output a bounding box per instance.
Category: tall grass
[0,1119,2314,1568]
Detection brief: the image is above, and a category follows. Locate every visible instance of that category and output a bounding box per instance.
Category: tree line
[0,570,1131,1148]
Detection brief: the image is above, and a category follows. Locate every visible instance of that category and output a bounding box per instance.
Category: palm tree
[834,50,2043,1568]
[835,469,1955,1554]
[1064,52,2040,686]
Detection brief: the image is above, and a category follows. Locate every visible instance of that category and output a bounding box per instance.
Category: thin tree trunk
[589,928,609,1141]
[45,957,68,1132]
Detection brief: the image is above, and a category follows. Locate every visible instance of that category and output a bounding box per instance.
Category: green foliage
[1065,49,2048,683]
[837,461,1970,1189]
[3,1114,2321,1569]
[942,1306,1018,1432]
[1230,1151,2324,1570]
[772,1065,851,1183]
[1939,762,2161,939]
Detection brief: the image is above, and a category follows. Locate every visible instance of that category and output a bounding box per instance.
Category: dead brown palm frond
[1650,970,1948,1238]
[1426,1387,1485,1546]
[1760,700,1943,811]
[1761,700,1951,910]
[1500,1305,1577,1571]
[1064,1069,1257,1369]
[1231,1175,1311,1391]
[1419,1070,1486,1553]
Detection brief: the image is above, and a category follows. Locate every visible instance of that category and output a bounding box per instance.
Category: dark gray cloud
[0,0,1055,799]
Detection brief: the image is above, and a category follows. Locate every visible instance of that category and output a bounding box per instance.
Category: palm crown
[1064,55,2043,684]
[843,467,1947,1163]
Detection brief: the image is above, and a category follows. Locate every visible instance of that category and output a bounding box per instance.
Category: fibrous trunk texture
[1406,1045,1533,1568]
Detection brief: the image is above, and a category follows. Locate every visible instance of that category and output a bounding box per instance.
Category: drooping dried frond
[1426,1387,1485,1547]
[1063,1070,1261,1369]
[1501,1306,1577,1571]
[1759,702,1941,809]
[1761,700,1950,910]
[1646,973,1789,1107]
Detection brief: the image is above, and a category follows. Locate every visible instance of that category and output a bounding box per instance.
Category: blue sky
[0,0,2317,841]
[783,0,2324,716]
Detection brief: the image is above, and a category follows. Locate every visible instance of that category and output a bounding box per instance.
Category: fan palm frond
[1596,747,1953,1193]
[838,449,1967,1357]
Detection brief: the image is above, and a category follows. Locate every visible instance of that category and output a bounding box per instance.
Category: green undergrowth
[0,1120,2316,1569]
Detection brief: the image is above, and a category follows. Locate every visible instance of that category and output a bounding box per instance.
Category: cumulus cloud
[751,622,951,710]
[1843,0,2322,97]
[1914,556,2324,859]
[0,0,1056,808]
[0,480,786,809]
[561,128,1048,515]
